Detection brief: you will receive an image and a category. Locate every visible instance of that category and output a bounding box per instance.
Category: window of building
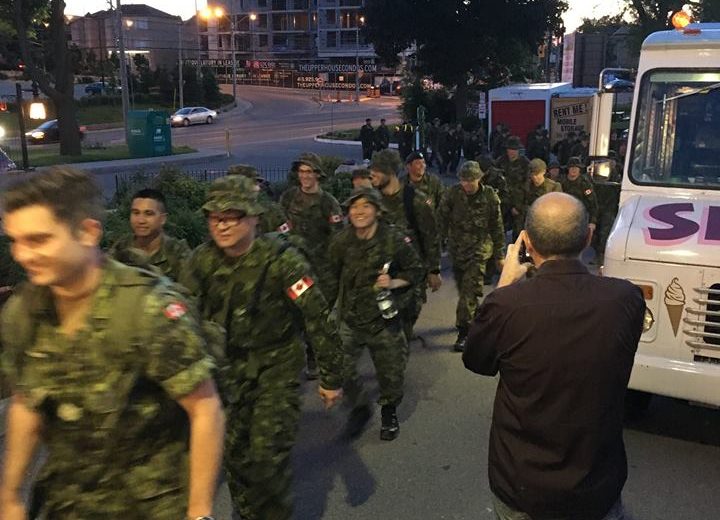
[258,0,267,7]
[325,10,336,25]
[293,13,309,30]
[291,0,309,9]
[274,33,289,48]
[326,31,337,48]
[272,0,286,10]
[259,34,269,47]
[340,30,356,46]
[257,14,268,28]
[339,10,354,29]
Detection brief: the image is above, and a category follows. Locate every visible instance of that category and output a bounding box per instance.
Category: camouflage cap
[351,167,371,179]
[505,136,522,150]
[369,149,403,177]
[404,151,425,164]
[567,156,584,169]
[529,158,547,174]
[227,164,258,180]
[343,186,385,211]
[202,175,265,215]
[457,161,483,181]
[291,152,324,178]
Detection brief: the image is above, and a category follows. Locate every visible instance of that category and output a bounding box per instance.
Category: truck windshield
[630,70,720,189]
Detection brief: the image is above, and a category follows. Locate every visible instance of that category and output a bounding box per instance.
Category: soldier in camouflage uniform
[329,187,424,440]
[352,168,373,189]
[108,188,191,281]
[591,151,623,259]
[518,158,563,225]
[477,155,510,284]
[437,162,505,352]
[0,167,224,520]
[369,149,442,342]
[280,154,344,379]
[228,164,288,234]
[179,175,344,520]
[495,135,531,238]
[561,157,599,233]
[403,151,445,210]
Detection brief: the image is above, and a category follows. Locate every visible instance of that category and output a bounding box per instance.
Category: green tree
[363,0,567,117]
[624,0,720,38]
[201,67,221,105]
[133,53,153,94]
[4,0,82,156]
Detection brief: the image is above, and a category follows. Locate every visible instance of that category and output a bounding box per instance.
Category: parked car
[0,147,17,172]
[171,107,217,127]
[25,120,86,145]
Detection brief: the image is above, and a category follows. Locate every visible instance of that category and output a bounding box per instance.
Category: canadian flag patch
[287,276,314,300]
[277,222,291,233]
[329,214,343,224]
[404,236,412,244]
[164,302,187,320]
[584,189,593,196]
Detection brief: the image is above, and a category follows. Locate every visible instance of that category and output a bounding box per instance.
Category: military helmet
[404,150,425,164]
[567,156,584,169]
[291,152,324,178]
[529,158,547,174]
[343,186,385,212]
[351,167,371,179]
[202,175,265,215]
[227,164,258,180]
[369,149,403,177]
[457,161,483,181]
[505,135,522,150]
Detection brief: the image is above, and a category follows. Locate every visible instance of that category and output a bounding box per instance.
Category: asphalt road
[207,258,720,520]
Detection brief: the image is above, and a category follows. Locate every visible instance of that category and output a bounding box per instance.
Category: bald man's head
[525,192,589,258]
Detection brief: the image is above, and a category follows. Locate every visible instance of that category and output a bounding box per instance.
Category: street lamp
[178,19,184,108]
[355,15,365,103]
[201,6,257,105]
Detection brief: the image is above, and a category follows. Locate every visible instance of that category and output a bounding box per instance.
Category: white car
[171,107,217,127]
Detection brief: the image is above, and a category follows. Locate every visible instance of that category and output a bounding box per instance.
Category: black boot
[453,327,468,352]
[380,405,399,441]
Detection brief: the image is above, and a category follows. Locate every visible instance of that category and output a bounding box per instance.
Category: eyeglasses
[208,212,246,228]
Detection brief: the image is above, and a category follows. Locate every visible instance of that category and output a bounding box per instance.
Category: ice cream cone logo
[664,277,686,337]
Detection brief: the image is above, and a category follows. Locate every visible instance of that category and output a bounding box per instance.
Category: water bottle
[376,262,399,320]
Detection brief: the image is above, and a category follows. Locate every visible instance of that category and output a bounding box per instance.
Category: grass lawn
[26,144,195,167]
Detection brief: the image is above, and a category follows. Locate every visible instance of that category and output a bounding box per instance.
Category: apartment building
[68,4,196,71]
[199,0,374,62]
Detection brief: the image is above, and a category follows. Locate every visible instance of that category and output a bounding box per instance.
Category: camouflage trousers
[401,278,427,339]
[339,320,409,407]
[222,345,303,520]
[451,257,486,329]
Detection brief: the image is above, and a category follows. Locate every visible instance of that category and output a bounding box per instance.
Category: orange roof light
[671,10,692,30]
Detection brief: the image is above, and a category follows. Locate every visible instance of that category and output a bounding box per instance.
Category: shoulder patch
[277,222,291,234]
[329,214,343,224]
[425,198,433,206]
[584,189,593,196]
[403,235,412,244]
[164,301,188,320]
[287,276,314,300]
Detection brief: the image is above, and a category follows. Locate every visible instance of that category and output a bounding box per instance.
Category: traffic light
[32,82,39,98]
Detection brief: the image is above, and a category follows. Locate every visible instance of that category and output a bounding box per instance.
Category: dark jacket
[463,259,645,520]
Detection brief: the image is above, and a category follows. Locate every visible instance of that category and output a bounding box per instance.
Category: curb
[36,150,229,175]
[314,137,398,149]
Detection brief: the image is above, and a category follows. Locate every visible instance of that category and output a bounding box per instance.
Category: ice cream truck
[596,21,720,408]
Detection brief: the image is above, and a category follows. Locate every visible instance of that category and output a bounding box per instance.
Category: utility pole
[178,20,184,108]
[115,0,130,142]
[15,83,29,170]
[231,14,237,106]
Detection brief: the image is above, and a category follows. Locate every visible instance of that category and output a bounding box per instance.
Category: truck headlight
[643,307,655,332]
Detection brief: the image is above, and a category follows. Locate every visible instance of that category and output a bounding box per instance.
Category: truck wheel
[625,390,652,421]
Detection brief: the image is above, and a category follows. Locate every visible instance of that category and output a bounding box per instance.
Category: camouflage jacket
[328,222,424,332]
[561,174,599,224]
[258,192,289,235]
[403,172,445,210]
[520,178,563,214]
[279,187,343,262]
[108,233,191,281]
[179,235,344,391]
[380,185,441,273]
[495,155,530,211]
[483,167,510,205]
[0,259,213,518]
[437,185,506,263]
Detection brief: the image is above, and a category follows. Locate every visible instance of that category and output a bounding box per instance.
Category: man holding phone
[463,193,645,520]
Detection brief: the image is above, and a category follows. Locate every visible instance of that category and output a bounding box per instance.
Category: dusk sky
[65,0,628,33]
